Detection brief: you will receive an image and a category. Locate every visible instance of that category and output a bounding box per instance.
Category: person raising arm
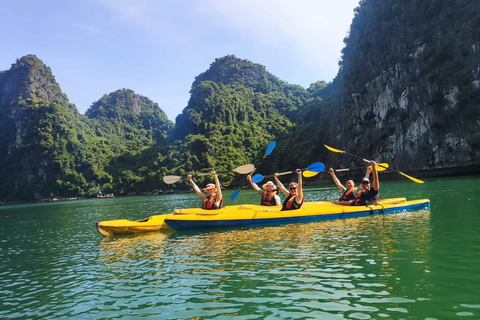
[247,175,281,206]
[328,167,357,204]
[188,172,223,209]
[275,169,304,211]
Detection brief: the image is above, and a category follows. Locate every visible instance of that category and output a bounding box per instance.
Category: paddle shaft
[264,169,302,178]
[326,145,424,183]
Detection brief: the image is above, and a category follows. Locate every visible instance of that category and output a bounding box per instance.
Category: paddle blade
[369,163,389,172]
[251,174,264,183]
[264,141,276,158]
[303,170,319,177]
[163,175,181,184]
[306,162,325,172]
[233,164,256,174]
[230,189,241,201]
[400,172,425,184]
[324,144,344,153]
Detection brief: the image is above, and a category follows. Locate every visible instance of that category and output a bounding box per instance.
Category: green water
[1,176,479,319]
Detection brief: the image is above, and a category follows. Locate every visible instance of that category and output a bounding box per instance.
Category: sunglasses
[362,181,370,185]
[289,187,297,190]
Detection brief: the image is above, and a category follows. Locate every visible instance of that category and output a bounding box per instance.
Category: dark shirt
[351,189,379,206]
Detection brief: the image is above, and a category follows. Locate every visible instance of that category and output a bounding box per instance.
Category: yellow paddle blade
[400,172,424,184]
[370,163,389,171]
[324,144,344,153]
[303,170,319,177]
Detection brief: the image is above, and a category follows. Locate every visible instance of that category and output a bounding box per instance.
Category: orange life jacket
[261,191,277,206]
[202,194,223,210]
[282,195,304,210]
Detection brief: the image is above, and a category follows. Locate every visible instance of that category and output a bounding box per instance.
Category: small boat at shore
[97,197,430,236]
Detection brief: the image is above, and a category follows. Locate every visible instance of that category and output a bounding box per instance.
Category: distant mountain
[0,56,173,200]
[0,55,93,200]
[170,55,317,187]
[85,89,173,194]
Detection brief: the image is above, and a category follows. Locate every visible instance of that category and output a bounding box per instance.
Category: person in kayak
[329,166,373,204]
[188,172,223,209]
[328,167,357,204]
[275,169,304,210]
[336,160,379,206]
[247,175,281,206]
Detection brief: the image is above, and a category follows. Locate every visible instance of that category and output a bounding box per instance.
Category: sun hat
[203,183,216,192]
[262,181,276,190]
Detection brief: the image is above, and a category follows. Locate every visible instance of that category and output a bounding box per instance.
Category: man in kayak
[275,169,304,210]
[188,172,223,209]
[328,167,357,204]
[247,176,281,206]
[336,160,379,206]
[329,166,373,204]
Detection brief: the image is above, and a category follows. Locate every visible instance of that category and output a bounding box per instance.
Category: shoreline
[1,167,479,205]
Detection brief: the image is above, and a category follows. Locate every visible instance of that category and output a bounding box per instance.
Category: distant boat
[97,193,115,199]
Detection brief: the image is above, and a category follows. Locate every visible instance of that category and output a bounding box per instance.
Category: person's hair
[289,182,298,188]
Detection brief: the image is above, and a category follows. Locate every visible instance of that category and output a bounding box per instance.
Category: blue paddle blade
[264,141,276,157]
[251,174,265,183]
[306,162,325,172]
[231,189,241,201]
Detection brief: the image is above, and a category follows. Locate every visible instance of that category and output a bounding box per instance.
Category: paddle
[264,141,276,158]
[335,163,389,172]
[231,141,276,201]
[252,162,326,183]
[324,144,424,184]
[163,164,255,184]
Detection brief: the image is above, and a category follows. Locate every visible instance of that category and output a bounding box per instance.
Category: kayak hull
[96,198,430,235]
[96,215,171,236]
[165,198,430,231]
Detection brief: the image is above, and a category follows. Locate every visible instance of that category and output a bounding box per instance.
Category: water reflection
[96,210,432,318]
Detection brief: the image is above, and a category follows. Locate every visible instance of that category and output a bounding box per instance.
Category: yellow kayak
[97,197,430,235]
[96,215,172,236]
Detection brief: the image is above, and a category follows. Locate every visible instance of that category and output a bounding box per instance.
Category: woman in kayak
[275,169,304,210]
[247,175,281,206]
[188,172,223,209]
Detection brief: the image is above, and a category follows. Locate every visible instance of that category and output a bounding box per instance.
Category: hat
[262,181,276,190]
[362,178,370,183]
[203,183,216,192]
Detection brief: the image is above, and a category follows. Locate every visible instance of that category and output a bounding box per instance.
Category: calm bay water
[1,176,479,319]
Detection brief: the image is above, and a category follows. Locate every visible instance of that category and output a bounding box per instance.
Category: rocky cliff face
[330,0,480,172]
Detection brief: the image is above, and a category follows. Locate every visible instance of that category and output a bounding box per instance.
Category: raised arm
[274,173,289,196]
[212,172,223,205]
[188,175,206,200]
[328,167,345,192]
[296,169,304,203]
[247,174,263,195]
[370,161,379,191]
[364,166,372,180]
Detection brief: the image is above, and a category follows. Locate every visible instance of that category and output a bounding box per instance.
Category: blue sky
[0,0,359,121]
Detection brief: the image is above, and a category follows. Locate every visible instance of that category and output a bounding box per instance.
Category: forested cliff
[1,0,479,201]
